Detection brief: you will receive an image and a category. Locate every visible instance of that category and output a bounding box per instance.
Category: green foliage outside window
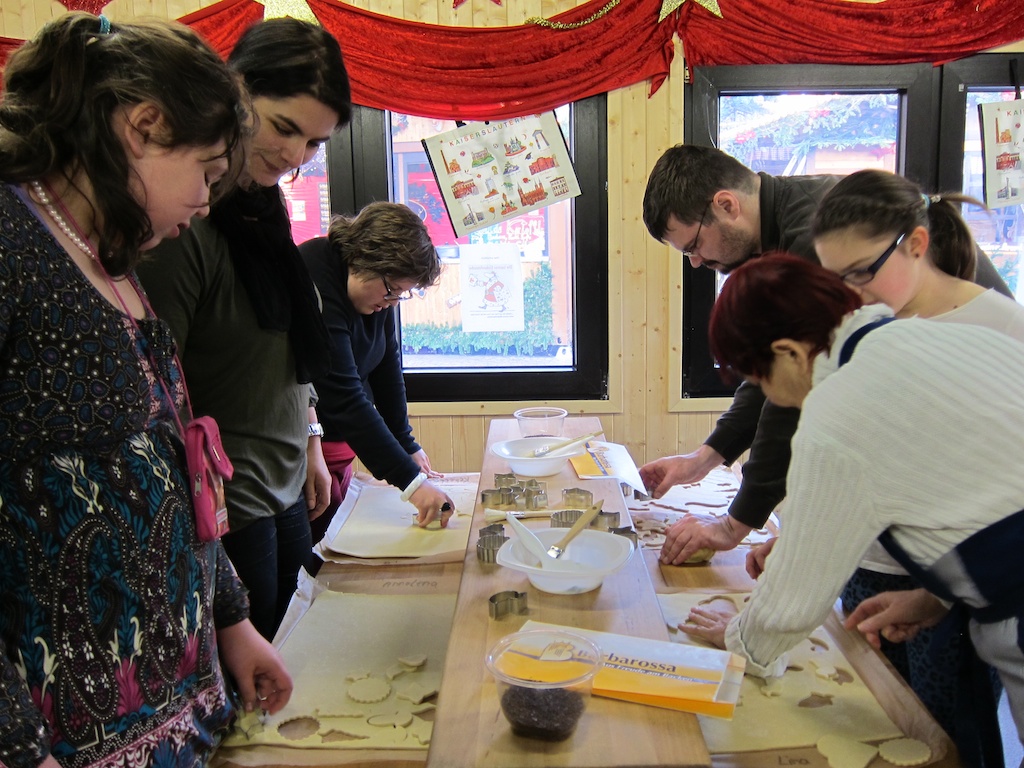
[401,262,558,356]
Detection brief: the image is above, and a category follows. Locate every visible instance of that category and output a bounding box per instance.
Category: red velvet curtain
[306,0,675,120]
[678,0,1024,67]
[178,0,263,58]
[3,0,1024,110]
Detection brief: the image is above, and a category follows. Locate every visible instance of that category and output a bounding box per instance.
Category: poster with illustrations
[422,112,581,238]
[458,244,524,333]
[979,100,1024,208]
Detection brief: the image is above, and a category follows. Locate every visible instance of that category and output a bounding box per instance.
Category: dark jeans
[221,498,311,641]
[843,568,1005,768]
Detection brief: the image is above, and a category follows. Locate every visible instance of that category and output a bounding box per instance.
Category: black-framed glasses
[840,232,907,286]
[381,275,414,302]
[680,200,713,259]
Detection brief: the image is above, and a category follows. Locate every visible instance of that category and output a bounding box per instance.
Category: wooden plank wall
[13,0,943,480]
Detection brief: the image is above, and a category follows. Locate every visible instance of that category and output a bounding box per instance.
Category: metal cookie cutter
[488,590,528,620]
[610,526,639,546]
[477,532,508,563]
[594,510,621,530]
[550,508,585,528]
[494,472,517,488]
[561,487,593,508]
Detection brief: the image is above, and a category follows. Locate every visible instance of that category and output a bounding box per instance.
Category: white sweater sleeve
[725,427,883,678]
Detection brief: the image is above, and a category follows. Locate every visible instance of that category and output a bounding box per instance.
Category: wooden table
[216,417,960,768]
[427,417,710,768]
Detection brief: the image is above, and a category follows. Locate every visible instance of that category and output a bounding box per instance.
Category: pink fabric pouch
[185,415,234,541]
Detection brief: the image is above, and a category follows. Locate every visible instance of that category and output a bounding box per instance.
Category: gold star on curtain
[659,0,723,22]
[258,0,318,23]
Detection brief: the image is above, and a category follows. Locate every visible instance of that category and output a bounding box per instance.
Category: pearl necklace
[30,179,98,261]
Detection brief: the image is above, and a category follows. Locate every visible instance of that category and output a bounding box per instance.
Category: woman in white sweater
[810,169,1024,764]
[681,254,1024,747]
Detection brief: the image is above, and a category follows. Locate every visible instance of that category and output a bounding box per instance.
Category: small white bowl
[491,437,587,477]
[513,406,567,437]
[496,528,634,594]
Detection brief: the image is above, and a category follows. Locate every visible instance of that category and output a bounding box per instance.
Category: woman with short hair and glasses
[680,253,1024,753]
[299,202,451,546]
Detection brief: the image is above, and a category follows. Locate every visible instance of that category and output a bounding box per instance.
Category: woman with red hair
[682,254,1024,747]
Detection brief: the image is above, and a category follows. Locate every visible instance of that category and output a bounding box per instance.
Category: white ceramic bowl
[496,528,634,594]
[490,437,587,477]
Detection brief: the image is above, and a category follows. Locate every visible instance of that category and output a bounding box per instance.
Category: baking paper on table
[657,591,902,753]
[316,473,478,563]
[569,441,645,494]
[627,465,780,548]
[223,574,456,755]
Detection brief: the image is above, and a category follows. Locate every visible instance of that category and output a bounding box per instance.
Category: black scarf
[210,184,332,384]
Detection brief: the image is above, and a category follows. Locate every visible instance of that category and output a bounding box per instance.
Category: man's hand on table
[660,514,751,565]
[639,445,724,499]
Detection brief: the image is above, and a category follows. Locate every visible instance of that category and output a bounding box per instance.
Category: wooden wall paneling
[613,80,648,460]
[403,0,437,26]
[604,87,625,449]
[643,42,685,464]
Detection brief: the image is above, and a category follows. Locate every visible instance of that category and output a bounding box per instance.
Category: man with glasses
[639,144,1011,566]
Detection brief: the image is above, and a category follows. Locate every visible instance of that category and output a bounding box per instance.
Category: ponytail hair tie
[98,15,111,34]
[921,193,931,208]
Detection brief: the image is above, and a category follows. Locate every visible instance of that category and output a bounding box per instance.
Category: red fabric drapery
[178,0,263,58]
[3,0,1024,111]
[677,0,1024,67]
[306,0,675,120]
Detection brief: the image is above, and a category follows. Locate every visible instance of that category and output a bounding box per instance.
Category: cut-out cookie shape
[816,734,878,768]
[277,716,321,741]
[807,635,830,652]
[346,670,371,682]
[878,737,931,766]
[397,681,437,705]
[811,659,839,681]
[386,663,407,681]
[639,531,666,548]
[347,676,392,703]
[398,653,427,668]
[833,667,854,685]
[759,677,783,697]
[797,692,834,708]
[408,715,433,745]
[368,711,415,728]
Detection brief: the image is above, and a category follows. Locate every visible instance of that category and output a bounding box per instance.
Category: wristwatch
[308,422,325,438]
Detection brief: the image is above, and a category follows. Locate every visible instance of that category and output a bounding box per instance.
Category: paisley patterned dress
[0,183,248,767]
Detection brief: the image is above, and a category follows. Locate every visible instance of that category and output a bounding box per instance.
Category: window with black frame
[679,63,938,398]
[939,53,1024,302]
[323,96,609,404]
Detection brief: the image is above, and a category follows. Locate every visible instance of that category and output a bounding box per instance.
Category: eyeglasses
[839,232,907,286]
[680,200,713,260]
[381,276,414,302]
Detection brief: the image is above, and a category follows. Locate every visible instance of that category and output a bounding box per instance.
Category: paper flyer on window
[458,243,525,332]
[421,111,581,238]
[979,99,1024,208]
